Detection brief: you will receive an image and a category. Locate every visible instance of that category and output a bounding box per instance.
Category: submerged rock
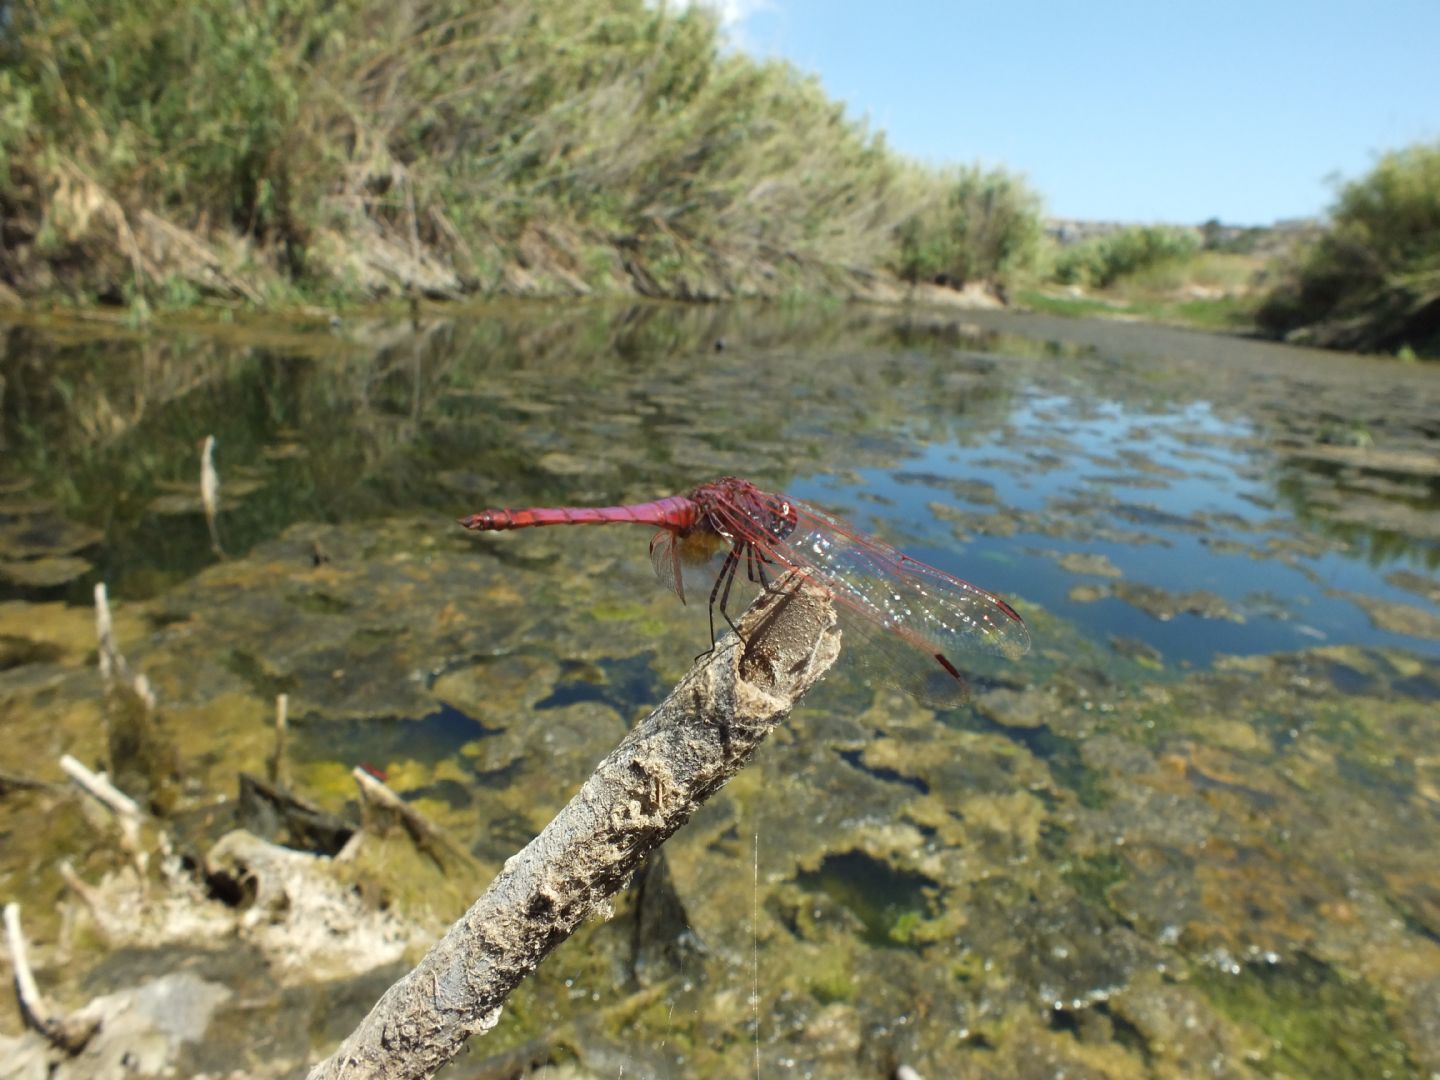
[1335,590,1440,640]
[0,554,92,587]
[1055,551,1124,578]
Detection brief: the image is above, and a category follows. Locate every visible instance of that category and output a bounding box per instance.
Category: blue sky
[703,1,1440,225]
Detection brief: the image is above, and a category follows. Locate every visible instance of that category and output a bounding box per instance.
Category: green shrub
[1257,141,1440,353]
[1052,226,1201,288]
[894,165,1044,288]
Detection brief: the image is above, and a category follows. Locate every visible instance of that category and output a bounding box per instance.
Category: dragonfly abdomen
[460,495,698,532]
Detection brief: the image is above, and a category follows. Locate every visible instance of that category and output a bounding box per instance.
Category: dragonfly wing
[649,529,686,602]
[715,496,1028,704]
[824,603,976,707]
[649,527,756,611]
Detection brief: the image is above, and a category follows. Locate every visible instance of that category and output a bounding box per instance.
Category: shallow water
[2,302,1439,1077]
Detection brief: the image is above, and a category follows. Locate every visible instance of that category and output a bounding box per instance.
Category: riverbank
[0,0,1043,317]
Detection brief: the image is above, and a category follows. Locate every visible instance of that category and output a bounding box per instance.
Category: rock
[974,686,1054,729]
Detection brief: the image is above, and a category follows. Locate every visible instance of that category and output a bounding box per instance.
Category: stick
[59,754,145,864]
[0,768,61,795]
[308,579,839,1080]
[352,767,478,876]
[58,755,143,820]
[3,902,100,1052]
[56,862,114,940]
[268,693,289,789]
[201,434,225,559]
[94,582,125,689]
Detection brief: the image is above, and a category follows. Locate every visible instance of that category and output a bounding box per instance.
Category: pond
[2,302,1438,1077]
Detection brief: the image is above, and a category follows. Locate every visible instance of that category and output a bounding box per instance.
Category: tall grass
[1,0,1036,306]
[1257,140,1440,355]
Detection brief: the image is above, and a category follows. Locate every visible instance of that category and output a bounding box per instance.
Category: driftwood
[0,768,61,795]
[94,583,181,814]
[201,434,225,558]
[236,771,356,856]
[308,579,839,1080]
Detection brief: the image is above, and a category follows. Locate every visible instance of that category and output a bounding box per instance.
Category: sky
[694,0,1440,226]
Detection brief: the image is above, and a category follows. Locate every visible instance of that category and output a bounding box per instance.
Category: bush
[1256,141,1440,353]
[0,0,923,303]
[893,165,1044,289]
[1052,226,1201,289]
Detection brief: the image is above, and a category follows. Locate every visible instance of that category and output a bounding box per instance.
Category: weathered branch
[58,755,142,821]
[3,902,101,1053]
[59,753,146,870]
[268,693,290,788]
[308,579,839,1080]
[352,767,478,876]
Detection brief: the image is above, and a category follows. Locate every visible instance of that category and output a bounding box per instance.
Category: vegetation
[1050,225,1201,289]
[0,0,1045,310]
[1256,140,1440,356]
[893,165,1044,291]
[1019,244,1260,331]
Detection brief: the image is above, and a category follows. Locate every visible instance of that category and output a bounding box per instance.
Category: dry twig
[352,767,478,876]
[268,693,290,789]
[58,753,145,867]
[3,902,101,1053]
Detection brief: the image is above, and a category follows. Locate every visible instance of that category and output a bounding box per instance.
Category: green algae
[1195,955,1417,1079]
[1063,852,1129,907]
[795,850,939,950]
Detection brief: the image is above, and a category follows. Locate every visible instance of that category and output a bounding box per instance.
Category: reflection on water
[3,303,1440,1076]
[4,305,1437,665]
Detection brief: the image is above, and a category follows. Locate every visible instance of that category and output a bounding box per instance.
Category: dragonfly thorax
[692,477,798,545]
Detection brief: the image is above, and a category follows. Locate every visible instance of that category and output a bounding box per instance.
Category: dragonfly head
[751,491,799,543]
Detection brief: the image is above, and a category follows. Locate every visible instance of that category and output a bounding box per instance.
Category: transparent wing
[649,529,685,602]
[712,494,1029,705]
[649,527,763,611]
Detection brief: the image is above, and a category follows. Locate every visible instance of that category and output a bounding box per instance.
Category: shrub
[0,0,923,302]
[894,165,1044,288]
[1256,140,1440,353]
[1052,226,1201,288]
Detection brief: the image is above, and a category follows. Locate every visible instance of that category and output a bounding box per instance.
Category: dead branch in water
[3,902,101,1053]
[308,578,839,1080]
[201,434,225,558]
[59,753,146,872]
[93,583,181,814]
[268,693,290,789]
[352,767,478,876]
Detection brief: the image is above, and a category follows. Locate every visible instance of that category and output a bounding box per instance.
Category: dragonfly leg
[713,544,746,639]
[747,545,769,589]
[696,545,743,660]
[749,544,801,606]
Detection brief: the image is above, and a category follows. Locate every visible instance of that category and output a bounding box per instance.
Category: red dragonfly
[460,476,1028,706]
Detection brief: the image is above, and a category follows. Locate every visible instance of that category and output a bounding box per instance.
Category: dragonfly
[460,476,1028,706]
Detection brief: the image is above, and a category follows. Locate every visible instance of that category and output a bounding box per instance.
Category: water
[2,303,1439,1077]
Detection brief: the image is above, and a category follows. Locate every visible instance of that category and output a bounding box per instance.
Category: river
[2,302,1437,1077]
